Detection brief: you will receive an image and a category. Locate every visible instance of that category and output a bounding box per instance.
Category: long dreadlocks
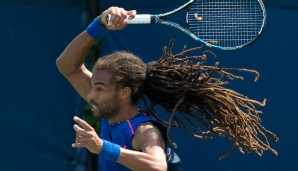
[93,40,278,159]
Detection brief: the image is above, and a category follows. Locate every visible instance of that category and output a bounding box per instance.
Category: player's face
[87,70,121,119]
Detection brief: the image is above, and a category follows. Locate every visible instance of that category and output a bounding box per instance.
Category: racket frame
[107,0,266,50]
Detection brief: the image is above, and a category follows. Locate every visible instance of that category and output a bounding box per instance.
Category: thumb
[127,10,137,20]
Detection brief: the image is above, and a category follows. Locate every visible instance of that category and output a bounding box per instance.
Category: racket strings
[187,0,265,48]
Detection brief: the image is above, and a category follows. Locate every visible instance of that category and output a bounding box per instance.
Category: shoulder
[130,112,167,133]
[132,122,166,151]
[135,122,161,134]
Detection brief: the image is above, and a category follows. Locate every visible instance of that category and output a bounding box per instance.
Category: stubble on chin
[92,109,115,119]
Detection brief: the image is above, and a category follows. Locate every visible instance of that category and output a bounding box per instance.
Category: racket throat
[151,15,159,23]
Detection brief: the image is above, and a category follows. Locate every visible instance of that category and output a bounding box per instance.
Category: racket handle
[107,14,157,25]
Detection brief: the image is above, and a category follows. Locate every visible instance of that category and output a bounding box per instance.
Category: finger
[100,10,109,25]
[75,136,80,143]
[113,8,123,26]
[127,10,137,20]
[75,134,89,142]
[77,136,90,142]
[73,116,94,131]
[73,124,86,135]
[118,8,128,25]
[72,142,87,148]
[108,7,117,24]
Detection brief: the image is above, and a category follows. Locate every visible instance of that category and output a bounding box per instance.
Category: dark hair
[94,40,279,159]
[93,51,146,104]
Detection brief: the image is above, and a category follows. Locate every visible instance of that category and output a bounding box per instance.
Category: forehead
[91,70,114,85]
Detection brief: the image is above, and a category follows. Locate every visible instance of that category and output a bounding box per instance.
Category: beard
[91,93,121,119]
[92,103,120,119]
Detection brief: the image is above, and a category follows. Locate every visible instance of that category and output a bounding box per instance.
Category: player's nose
[87,89,95,102]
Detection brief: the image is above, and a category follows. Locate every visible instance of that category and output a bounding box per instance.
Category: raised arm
[56,7,136,101]
[56,31,94,101]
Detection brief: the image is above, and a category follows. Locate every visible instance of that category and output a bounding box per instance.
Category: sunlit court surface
[0,0,297,171]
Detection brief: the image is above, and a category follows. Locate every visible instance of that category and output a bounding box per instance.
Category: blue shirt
[99,111,166,171]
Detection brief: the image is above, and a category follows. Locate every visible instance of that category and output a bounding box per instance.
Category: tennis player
[57,6,182,171]
[57,5,278,171]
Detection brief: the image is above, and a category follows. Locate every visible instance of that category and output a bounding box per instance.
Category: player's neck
[108,103,138,124]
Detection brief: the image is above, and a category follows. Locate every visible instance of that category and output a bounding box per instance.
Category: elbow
[56,56,64,74]
[152,166,167,171]
[159,162,168,171]
[150,161,168,171]
[150,154,168,171]
[156,164,167,171]
[135,160,167,171]
[56,55,73,77]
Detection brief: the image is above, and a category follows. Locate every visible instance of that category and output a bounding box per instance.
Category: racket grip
[107,14,156,25]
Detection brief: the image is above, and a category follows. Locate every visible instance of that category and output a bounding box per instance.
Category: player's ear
[120,87,132,101]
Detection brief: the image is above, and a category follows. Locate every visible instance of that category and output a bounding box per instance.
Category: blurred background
[0,0,297,170]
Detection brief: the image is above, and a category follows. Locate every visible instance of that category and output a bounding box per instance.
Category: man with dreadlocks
[57,7,179,171]
[57,6,278,171]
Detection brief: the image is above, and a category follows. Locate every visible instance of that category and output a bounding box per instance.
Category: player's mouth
[91,105,99,113]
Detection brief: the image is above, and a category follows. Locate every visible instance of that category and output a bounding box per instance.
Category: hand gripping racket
[108,0,266,50]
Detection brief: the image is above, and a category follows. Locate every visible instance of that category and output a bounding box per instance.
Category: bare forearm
[56,31,95,76]
[56,6,137,76]
[117,148,167,171]
[72,114,167,171]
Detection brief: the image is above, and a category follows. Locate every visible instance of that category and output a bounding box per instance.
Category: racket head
[186,0,266,50]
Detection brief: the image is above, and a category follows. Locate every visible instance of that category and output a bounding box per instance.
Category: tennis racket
[107,0,266,50]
